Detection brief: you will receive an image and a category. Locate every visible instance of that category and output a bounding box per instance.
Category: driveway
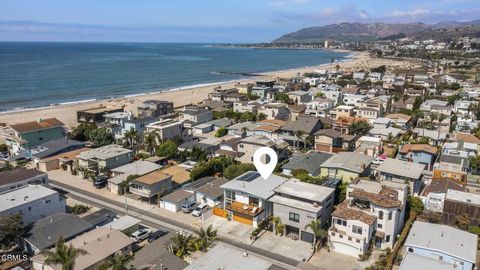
[203,215,253,244]
[253,231,313,262]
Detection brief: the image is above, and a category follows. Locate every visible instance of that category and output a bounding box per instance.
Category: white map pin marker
[253,147,278,180]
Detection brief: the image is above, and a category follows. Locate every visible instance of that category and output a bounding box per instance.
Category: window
[386,235,390,243]
[378,210,384,220]
[331,232,336,236]
[352,225,362,235]
[28,206,31,211]
[378,223,382,229]
[348,237,352,241]
[408,247,413,252]
[388,211,393,220]
[45,199,51,204]
[339,234,343,238]
[356,239,360,243]
[289,212,300,222]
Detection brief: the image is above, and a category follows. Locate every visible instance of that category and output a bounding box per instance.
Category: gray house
[269,181,335,243]
[282,151,333,177]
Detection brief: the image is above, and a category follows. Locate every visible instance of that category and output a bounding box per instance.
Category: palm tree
[143,131,161,156]
[304,219,327,253]
[171,232,196,258]
[98,253,133,270]
[294,130,305,149]
[272,216,284,236]
[241,127,249,138]
[42,236,88,270]
[194,225,217,251]
[123,127,139,150]
[437,114,447,140]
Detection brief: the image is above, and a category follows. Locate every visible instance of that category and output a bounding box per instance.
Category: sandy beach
[0,51,416,128]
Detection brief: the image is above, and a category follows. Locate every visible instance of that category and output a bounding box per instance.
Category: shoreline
[0,51,416,128]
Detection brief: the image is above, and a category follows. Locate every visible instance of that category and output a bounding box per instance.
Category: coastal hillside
[273,20,480,43]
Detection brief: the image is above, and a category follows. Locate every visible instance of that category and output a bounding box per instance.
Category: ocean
[0,42,349,113]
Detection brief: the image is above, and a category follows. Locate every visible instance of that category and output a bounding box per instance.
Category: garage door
[300,231,314,243]
[233,214,253,226]
[330,241,359,257]
[162,201,178,212]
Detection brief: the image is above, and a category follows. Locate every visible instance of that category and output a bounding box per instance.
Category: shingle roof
[161,189,193,203]
[332,201,376,225]
[350,187,401,208]
[399,144,437,155]
[421,179,465,196]
[0,167,46,186]
[32,139,85,159]
[376,158,425,179]
[281,116,322,134]
[10,118,64,133]
[321,152,373,173]
[282,152,333,175]
[26,213,93,250]
[194,177,230,199]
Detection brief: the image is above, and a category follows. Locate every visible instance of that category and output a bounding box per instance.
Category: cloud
[387,8,431,18]
[267,0,312,8]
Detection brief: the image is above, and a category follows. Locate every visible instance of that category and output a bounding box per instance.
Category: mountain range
[273,20,480,43]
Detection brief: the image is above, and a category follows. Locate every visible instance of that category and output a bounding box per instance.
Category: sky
[0,0,479,43]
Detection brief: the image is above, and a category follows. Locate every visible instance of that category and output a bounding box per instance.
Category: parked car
[93,175,108,189]
[130,229,151,243]
[181,201,197,213]
[372,157,385,165]
[147,229,168,243]
[192,204,209,217]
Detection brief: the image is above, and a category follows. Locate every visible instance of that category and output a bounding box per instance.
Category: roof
[321,152,373,173]
[31,139,86,159]
[194,177,230,199]
[282,152,333,175]
[386,113,412,122]
[111,160,162,175]
[102,215,141,231]
[376,158,425,179]
[455,132,480,145]
[269,195,322,212]
[131,171,171,185]
[130,233,188,270]
[0,185,59,212]
[314,129,355,141]
[221,171,288,199]
[405,221,477,263]
[399,144,437,155]
[77,144,133,160]
[160,189,193,203]
[350,186,402,208]
[63,228,134,270]
[274,180,334,202]
[40,147,90,162]
[26,213,93,250]
[445,189,480,206]
[332,200,376,225]
[399,252,457,270]
[281,116,322,134]
[239,135,275,147]
[185,242,275,270]
[160,166,191,185]
[9,118,64,133]
[257,119,286,127]
[81,208,116,227]
[413,128,447,141]
[0,167,46,187]
[421,179,465,196]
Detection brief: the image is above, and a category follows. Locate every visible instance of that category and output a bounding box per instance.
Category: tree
[349,121,370,136]
[223,163,256,180]
[408,196,424,214]
[294,130,305,149]
[98,253,133,270]
[155,140,178,159]
[171,233,196,258]
[456,214,471,230]
[42,236,88,270]
[304,219,327,253]
[0,214,27,248]
[123,127,139,150]
[194,225,217,251]
[143,131,161,156]
[272,216,284,236]
[274,92,292,103]
[0,143,7,152]
[215,127,227,138]
[256,113,267,121]
[68,123,97,141]
[87,128,114,147]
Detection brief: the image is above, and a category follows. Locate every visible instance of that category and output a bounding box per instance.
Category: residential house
[249,119,285,140]
[343,94,367,107]
[137,100,174,118]
[108,160,164,194]
[454,100,477,117]
[397,144,437,170]
[257,103,289,120]
[251,86,272,100]
[279,116,323,148]
[188,176,229,207]
[282,151,333,177]
[385,113,412,129]
[329,105,354,120]
[369,72,383,82]
[220,171,288,227]
[179,106,213,128]
[81,208,116,228]
[129,171,173,203]
[329,179,407,257]
[30,138,85,161]
[24,213,93,255]
[413,128,447,146]
[226,121,257,137]
[419,179,465,212]
[192,118,232,134]
[305,98,334,117]
[314,129,356,153]
[269,181,335,242]
[0,167,48,193]
[236,83,253,95]
[355,136,382,157]
[1,118,65,155]
[233,101,260,114]
[287,91,312,104]
[76,144,133,177]
[318,84,343,105]
[443,189,480,225]
[403,221,477,270]
[287,104,306,121]
[76,106,124,124]
[36,147,89,173]
[392,96,416,112]
[160,190,195,212]
[236,135,288,164]
[368,118,402,140]
[32,227,134,270]
[333,116,367,135]
[320,152,374,182]
[0,185,65,225]
[376,158,425,195]
[433,162,468,185]
[145,119,183,141]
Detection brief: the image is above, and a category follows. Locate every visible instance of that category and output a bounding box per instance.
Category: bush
[0,144,7,152]
[156,140,178,158]
[69,204,90,215]
[215,127,227,138]
[223,163,256,179]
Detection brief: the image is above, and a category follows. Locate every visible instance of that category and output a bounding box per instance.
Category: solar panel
[236,171,260,182]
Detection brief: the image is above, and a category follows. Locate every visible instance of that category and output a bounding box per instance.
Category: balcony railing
[225,201,263,217]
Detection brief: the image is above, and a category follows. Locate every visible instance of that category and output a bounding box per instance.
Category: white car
[372,157,385,165]
[191,204,209,217]
[130,229,151,243]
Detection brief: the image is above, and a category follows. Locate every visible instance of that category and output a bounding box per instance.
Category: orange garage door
[233,214,253,226]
